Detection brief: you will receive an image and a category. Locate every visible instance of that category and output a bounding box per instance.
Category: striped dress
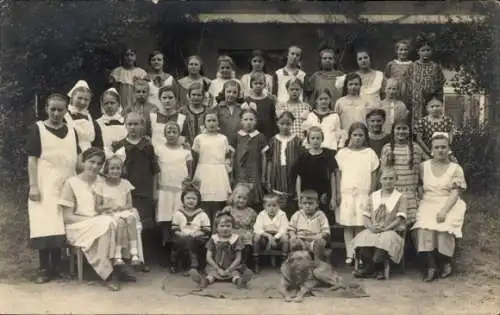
[380,142,426,224]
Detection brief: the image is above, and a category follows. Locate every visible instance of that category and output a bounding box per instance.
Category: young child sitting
[353,167,407,280]
[170,179,211,274]
[190,212,253,289]
[217,184,257,266]
[287,190,330,262]
[253,194,290,254]
[94,155,143,267]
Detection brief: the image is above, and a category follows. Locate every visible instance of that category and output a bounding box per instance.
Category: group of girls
[26,31,466,292]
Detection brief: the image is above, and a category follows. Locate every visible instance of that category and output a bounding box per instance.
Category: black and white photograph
[0,0,499,314]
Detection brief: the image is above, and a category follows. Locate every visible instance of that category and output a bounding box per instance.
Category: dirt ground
[0,266,499,315]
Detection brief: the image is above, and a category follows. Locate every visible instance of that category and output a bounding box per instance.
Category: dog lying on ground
[279,250,346,302]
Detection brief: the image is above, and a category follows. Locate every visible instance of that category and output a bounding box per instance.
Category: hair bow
[182,177,201,191]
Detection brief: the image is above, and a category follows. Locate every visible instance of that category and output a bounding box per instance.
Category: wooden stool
[67,246,84,281]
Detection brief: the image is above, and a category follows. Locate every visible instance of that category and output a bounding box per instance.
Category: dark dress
[291,149,338,222]
[111,137,160,230]
[414,116,455,155]
[304,70,344,107]
[232,130,268,207]
[214,103,243,145]
[267,134,304,195]
[205,234,249,279]
[178,105,206,146]
[368,134,392,159]
[244,95,278,141]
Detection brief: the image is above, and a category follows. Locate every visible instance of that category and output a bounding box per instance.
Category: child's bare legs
[311,238,328,263]
[113,218,128,265]
[125,215,140,265]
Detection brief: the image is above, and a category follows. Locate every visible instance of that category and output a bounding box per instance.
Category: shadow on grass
[0,181,499,283]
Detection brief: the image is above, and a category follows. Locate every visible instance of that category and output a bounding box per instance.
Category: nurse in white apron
[65,80,104,153]
[27,93,79,283]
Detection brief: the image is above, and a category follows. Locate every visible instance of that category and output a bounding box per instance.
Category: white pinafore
[65,111,95,151]
[96,116,127,158]
[150,112,186,148]
[148,76,174,110]
[28,122,78,239]
[274,68,306,104]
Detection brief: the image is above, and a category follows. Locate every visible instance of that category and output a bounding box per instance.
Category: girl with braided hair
[380,118,428,225]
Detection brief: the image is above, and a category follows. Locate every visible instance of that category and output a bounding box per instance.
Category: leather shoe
[423,268,437,282]
[440,263,453,279]
[34,269,51,284]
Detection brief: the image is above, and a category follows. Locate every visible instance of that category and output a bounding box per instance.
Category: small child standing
[192,110,233,224]
[179,82,207,147]
[242,72,278,141]
[353,167,407,280]
[292,127,337,224]
[253,194,289,254]
[381,118,426,225]
[335,122,380,265]
[404,33,446,122]
[214,79,244,145]
[384,39,412,100]
[156,121,193,264]
[334,73,371,134]
[129,79,156,137]
[112,111,160,271]
[275,78,311,141]
[366,109,392,159]
[273,45,306,104]
[190,212,253,289]
[170,181,211,274]
[96,88,127,158]
[150,86,187,148]
[266,111,304,216]
[232,109,269,208]
[302,89,345,150]
[414,94,455,157]
[94,156,143,266]
[218,184,257,266]
[287,190,330,262]
[379,79,410,135]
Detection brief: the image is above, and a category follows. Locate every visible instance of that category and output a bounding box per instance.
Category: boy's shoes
[423,268,437,282]
[34,269,51,284]
[117,266,137,282]
[375,271,385,280]
[105,271,121,291]
[236,270,252,289]
[189,268,207,288]
[130,255,141,266]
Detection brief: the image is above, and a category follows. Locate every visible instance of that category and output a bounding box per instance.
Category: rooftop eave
[197,13,485,24]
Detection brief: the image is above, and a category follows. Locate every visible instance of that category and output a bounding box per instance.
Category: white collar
[68,104,89,116]
[211,234,239,244]
[237,130,260,138]
[394,59,412,65]
[100,113,124,123]
[275,134,296,142]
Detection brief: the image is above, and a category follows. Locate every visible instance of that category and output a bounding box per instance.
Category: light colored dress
[274,68,307,104]
[219,206,257,245]
[156,145,192,222]
[28,122,78,241]
[64,108,96,152]
[147,74,175,110]
[58,176,117,280]
[354,189,407,263]
[302,111,346,150]
[192,133,232,202]
[334,96,371,132]
[96,114,127,158]
[93,178,144,263]
[336,71,384,108]
[240,72,273,97]
[412,161,467,238]
[110,66,148,109]
[335,147,380,226]
[150,112,187,148]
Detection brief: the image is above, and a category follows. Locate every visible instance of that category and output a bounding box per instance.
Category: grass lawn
[1,183,499,282]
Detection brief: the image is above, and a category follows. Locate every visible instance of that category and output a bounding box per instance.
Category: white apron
[150,112,186,148]
[65,111,95,151]
[28,122,78,239]
[96,117,127,158]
